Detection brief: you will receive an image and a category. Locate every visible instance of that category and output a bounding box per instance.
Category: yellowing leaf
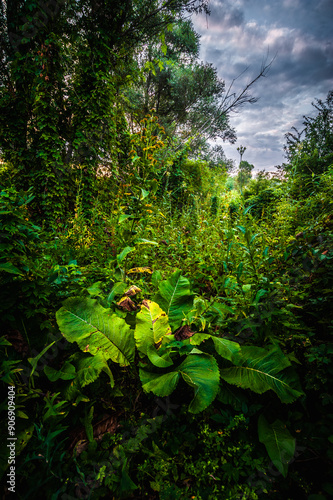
[127,267,152,274]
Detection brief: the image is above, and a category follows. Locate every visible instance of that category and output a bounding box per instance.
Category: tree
[0,0,210,221]
[125,20,272,155]
[200,144,234,172]
[284,90,333,176]
[237,145,246,163]
[237,160,254,191]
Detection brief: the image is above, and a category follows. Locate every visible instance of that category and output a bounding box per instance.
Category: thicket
[1,1,333,499]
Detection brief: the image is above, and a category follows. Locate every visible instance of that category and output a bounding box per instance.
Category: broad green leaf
[146,344,173,368]
[152,270,163,288]
[253,289,267,305]
[0,262,23,274]
[192,297,206,315]
[0,337,12,346]
[44,361,76,381]
[77,353,114,387]
[190,333,241,362]
[217,383,249,411]
[211,302,235,316]
[155,270,194,331]
[117,246,135,265]
[140,370,180,397]
[220,346,303,403]
[140,353,220,413]
[118,214,132,223]
[107,281,128,304]
[135,300,172,367]
[140,188,149,200]
[258,415,295,477]
[179,354,220,413]
[87,281,104,298]
[56,297,135,366]
[64,352,114,400]
[118,459,138,495]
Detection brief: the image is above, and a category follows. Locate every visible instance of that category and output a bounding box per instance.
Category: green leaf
[134,300,173,367]
[140,369,180,397]
[220,346,304,403]
[140,188,149,200]
[43,392,68,421]
[211,303,235,316]
[134,238,158,245]
[140,353,220,413]
[258,415,295,477]
[107,282,128,304]
[250,233,260,245]
[56,297,135,366]
[119,459,138,495]
[236,225,246,235]
[118,214,132,223]
[87,281,104,298]
[117,246,135,265]
[152,270,163,288]
[217,384,249,411]
[64,352,114,400]
[28,342,56,378]
[0,337,12,346]
[0,262,23,275]
[44,362,76,381]
[155,270,194,331]
[253,289,267,305]
[244,205,255,215]
[190,333,240,362]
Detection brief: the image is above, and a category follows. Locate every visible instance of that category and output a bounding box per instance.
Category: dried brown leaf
[117,296,137,311]
[174,324,195,341]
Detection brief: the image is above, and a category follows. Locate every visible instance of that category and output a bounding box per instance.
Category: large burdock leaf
[64,352,114,400]
[135,300,173,367]
[258,415,296,477]
[139,353,220,413]
[220,346,303,403]
[56,297,135,366]
[190,333,241,362]
[154,270,194,331]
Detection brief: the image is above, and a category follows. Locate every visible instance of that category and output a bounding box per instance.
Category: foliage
[1,3,333,497]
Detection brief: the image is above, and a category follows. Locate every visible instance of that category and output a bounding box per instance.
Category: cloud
[192,0,333,170]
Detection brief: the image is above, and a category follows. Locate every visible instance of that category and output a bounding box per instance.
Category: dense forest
[0,1,333,499]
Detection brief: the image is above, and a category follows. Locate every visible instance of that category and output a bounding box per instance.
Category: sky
[192,0,333,172]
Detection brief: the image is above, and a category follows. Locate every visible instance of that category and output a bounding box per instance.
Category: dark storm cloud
[192,0,333,170]
[204,0,244,29]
